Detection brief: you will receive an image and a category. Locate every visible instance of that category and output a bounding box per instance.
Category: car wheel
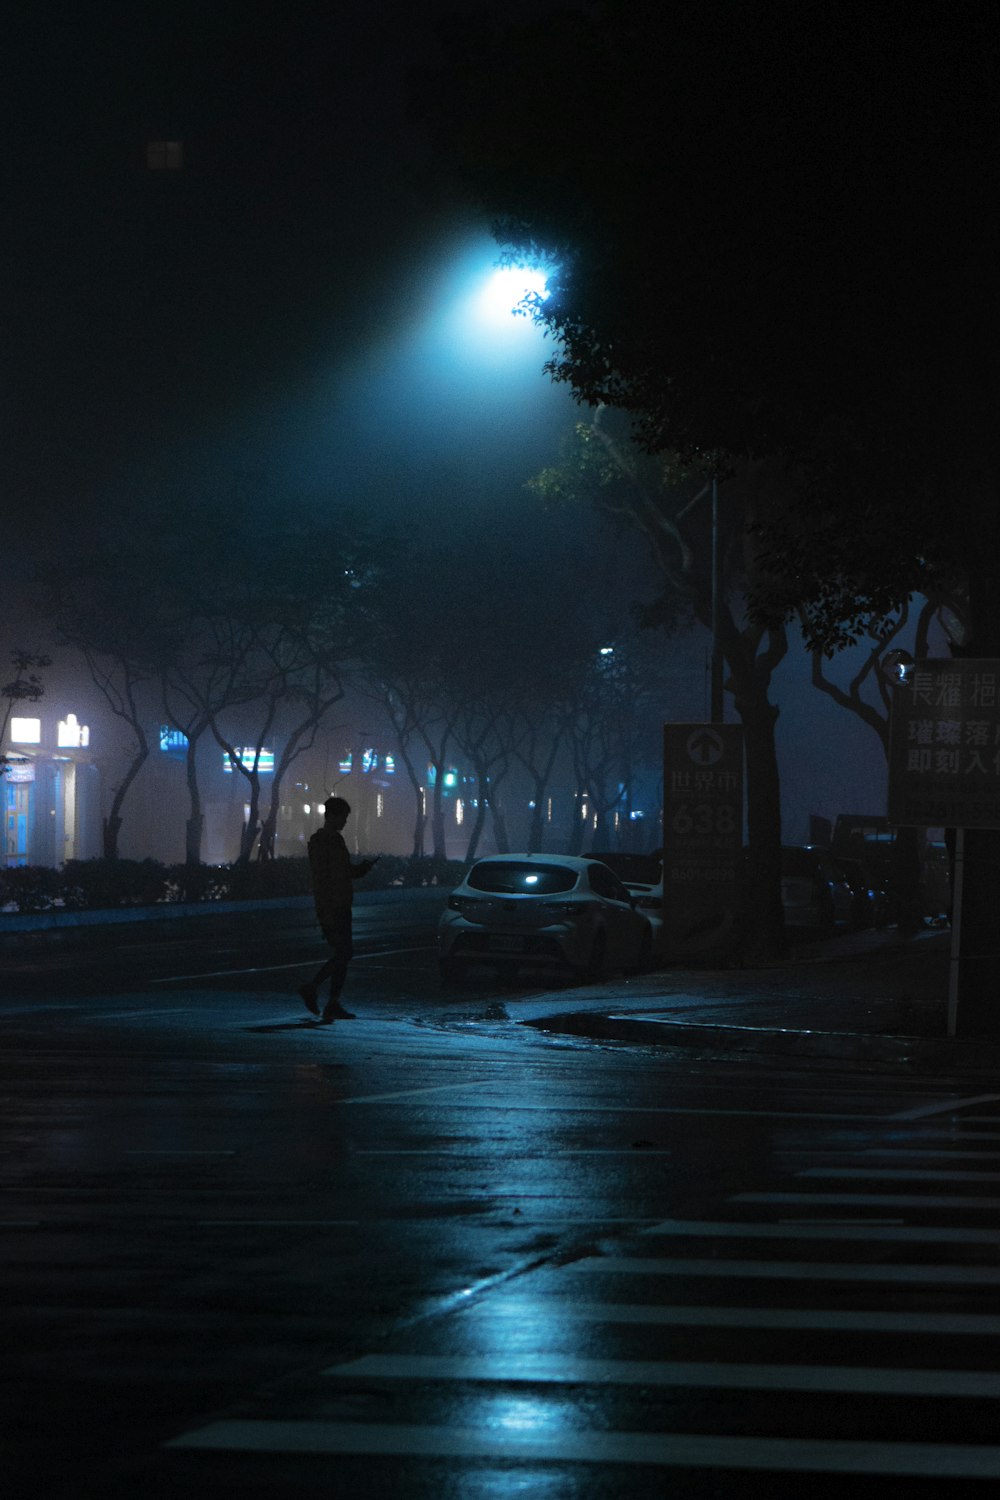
[575,930,606,982]
[625,927,652,976]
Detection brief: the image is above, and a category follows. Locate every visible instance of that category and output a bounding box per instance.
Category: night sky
[2,2,918,834]
[4,1,580,562]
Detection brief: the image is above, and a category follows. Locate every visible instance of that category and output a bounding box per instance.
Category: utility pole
[710,476,724,723]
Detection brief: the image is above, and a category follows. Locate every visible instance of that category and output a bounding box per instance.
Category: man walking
[299,796,378,1024]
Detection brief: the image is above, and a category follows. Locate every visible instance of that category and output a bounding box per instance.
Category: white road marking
[339,1081,494,1104]
[352,1149,672,1156]
[569,1256,1000,1284]
[893,1094,1000,1120]
[324,1351,1000,1398]
[781,1149,1000,1161]
[355,1103,896,1119]
[486,1299,1000,1336]
[197,1220,359,1227]
[798,1167,1000,1182]
[150,946,435,983]
[736,1190,1000,1210]
[164,1420,1000,1476]
[641,1218,1000,1244]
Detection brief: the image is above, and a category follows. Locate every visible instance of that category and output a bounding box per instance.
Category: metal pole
[947,826,964,1038]
[710,476,724,723]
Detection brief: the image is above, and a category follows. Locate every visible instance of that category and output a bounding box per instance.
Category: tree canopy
[417,0,999,650]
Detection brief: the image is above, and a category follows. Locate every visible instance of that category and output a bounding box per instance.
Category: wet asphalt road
[4,898,1000,1498]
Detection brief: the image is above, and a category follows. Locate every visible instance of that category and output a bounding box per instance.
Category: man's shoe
[322,998,356,1021]
[298,983,320,1017]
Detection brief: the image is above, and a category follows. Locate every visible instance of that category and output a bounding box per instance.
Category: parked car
[586,850,664,955]
[438,853,652,982]
[781,845,854,937]
[829,855,890,929]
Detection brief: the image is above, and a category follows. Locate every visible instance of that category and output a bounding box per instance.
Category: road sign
[662,723,744,956]
[888,659,1000,828]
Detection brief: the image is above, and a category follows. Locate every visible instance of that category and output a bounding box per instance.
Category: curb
[524,1009,1000,1074]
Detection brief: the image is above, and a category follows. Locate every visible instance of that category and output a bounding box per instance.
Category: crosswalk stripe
[165,1419,1000,1475]
[641,1218,1000,1244]
[798,1167,1000,1182]
[485,1299,1000,1335]
[569,1256,1000,1284]
[735,1191,1000,1209]
[894,1094,1000,1120]
[322,1352,1000,1398]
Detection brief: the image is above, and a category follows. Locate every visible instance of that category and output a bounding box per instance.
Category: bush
[0,864,65,913]
[0,851,464,915]
[62,858,172,909]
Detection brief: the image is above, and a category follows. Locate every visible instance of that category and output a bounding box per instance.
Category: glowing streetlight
[472,266,550,329]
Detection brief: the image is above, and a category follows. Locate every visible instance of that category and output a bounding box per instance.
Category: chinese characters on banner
[888,660,1000,828]
[662,724,744,954]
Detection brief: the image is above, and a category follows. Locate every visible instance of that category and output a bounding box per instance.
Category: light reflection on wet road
[4,901,1000,1497]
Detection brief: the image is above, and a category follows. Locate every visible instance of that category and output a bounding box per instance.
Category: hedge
[0,854,464,914]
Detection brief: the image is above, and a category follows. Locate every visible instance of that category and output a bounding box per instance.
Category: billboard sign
[888,660,1000,828]
[662,723,744,955]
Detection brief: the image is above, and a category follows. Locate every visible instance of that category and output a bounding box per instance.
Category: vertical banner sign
[663,723,744,956]
[888,660,1000,827]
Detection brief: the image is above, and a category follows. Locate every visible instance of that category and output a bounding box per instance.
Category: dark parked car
[830,855,891,929]
[781,845,854,937]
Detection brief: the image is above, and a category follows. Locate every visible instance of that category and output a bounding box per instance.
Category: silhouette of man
[299,796,377,1023]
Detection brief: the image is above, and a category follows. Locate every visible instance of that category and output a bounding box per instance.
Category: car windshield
[782,847,820,876]
[467,862,578,895]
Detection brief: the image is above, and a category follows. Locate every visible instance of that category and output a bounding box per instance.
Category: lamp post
[710,475,724,724]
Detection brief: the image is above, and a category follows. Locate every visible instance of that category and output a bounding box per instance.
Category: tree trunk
[952,544,1000,1036]
[431,774,447,861]
[737,689,785,962]
[464,796,489,865]
[102,814,123,861]
[526,784,546,853]
[184,740,203,865]
[101,741,150,860]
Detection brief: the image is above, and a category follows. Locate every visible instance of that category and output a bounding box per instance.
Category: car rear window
[467,862,578,895]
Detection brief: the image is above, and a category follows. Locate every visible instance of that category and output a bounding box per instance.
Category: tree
[417,0,1000,994]
[179,502,381,865]
[40,562,178,858]
[1,651,51,778]
[531,419,788,954]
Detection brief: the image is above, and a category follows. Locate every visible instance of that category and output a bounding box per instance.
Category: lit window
[223,747,275,774]
[57,713,89,748]
[147,140,183,169]
[10,718,41,744]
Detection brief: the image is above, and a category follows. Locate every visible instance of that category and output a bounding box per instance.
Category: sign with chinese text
[888,660,1000,827]
[663,723,744,953]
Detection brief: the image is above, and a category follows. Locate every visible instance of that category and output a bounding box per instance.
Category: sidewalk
[521,925,1000,1075]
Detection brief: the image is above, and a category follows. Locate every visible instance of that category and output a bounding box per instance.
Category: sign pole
[947,827,964,1038]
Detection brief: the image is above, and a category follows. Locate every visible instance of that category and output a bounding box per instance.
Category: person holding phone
[299,795,379,1023]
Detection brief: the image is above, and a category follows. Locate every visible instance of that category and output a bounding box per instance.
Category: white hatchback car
[438,853,652,982]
